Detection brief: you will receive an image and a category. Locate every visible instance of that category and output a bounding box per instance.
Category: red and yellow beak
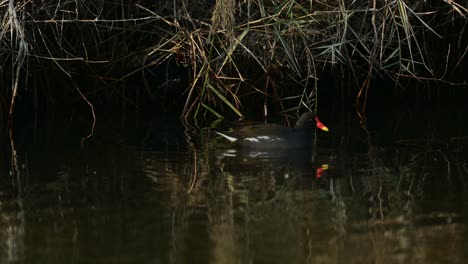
[315,116,329,132]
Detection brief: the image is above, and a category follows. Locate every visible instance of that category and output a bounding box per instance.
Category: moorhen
[216,112,329,149]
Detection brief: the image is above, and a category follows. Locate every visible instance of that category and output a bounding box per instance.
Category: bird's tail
[215,131,238,142]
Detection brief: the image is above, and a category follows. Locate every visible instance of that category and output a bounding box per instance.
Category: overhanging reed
[0,0,466,120]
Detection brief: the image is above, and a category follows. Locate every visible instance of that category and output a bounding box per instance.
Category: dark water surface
[1,106,467,264]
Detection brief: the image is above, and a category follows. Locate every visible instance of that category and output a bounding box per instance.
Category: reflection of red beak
[316,164,329,179]
[316,167,325,179]
[315,117,329,132]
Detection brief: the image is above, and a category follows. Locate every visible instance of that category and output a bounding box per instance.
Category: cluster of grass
[0,0,466,120]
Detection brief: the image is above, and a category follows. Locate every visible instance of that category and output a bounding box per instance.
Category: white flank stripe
[243,136,284,142]
[244,137,260,142]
